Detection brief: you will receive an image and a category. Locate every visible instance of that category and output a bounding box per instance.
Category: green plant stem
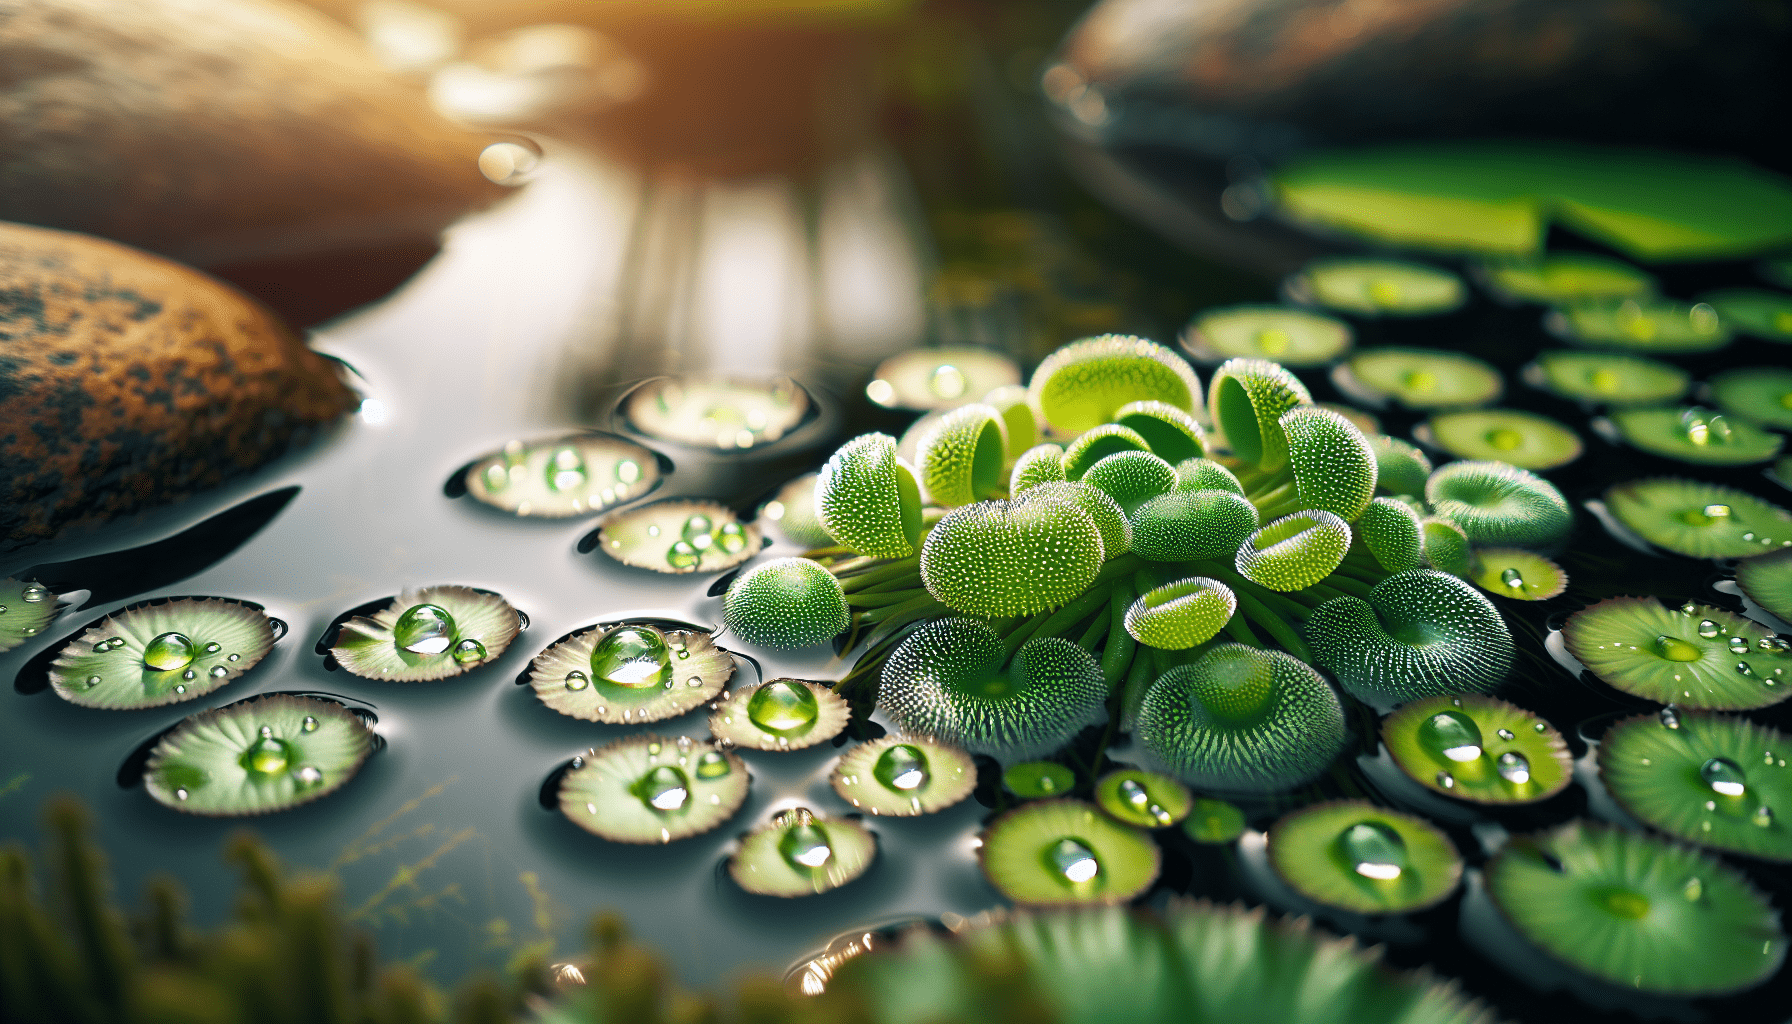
[1223,614,1263,648]
[1316,572,1376,600]
[1006,583,1114,657]
[844,588,926,609]
[1238,465,1291,495]
[1248,481,1299,515]
[1101,588,1136,690]
[1231,593,1311,662]
[1119,651,1155,729]
[1076,613,1109,652]
[836,556,919,592]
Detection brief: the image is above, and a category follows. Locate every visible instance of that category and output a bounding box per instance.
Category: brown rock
[0,222,355,552]
[0,0,503,270]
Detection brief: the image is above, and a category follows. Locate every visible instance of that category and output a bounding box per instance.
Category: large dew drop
[591,627,672,688]
[873,744,929,792]
[747,681,820,733]
[143,632,196,672]
[394,604,456,656]
[777,811,834,870]
[1419,710,1484,763]
[1652,635,1702,662]
[244,735,290,775]
[1495,751,1531,785]
[1700,757,1748,797]
[1046,837,1101,886]
[1339,821,1407,880]
[635,765,690,813]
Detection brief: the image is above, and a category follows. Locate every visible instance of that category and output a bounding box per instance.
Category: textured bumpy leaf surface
[1030,335,1202,434]
[817,432,922,559]
[1426,462,1573,550]
[921,499,1103,618]
[722,558,848,649]
[1308,570,1513,706]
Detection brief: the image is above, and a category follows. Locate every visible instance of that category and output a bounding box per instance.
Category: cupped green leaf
[1426,460,1574,550]
[917,403,1009,506]
[145,695,374,816]
[1530,350,1688,406]
[559,734,749,844]
[1094,769,1192,829]
[816,433,924,559]
[1481,254,1655,304]
[1281,406,1376,520]
[866,347,1021,411]
[1562,596,1790,711]
[708,678,850,752]
[1130,489,1259,563]
[722,557,849,649]
[1112,400,1207,464]
[1701,288,1792,342]
[984,384,1041,457]
[1027,335,1202,434]
[1342,349,1502,409]
[1206,357,1312,470]
[1383,695,1571,804]
[1183,304,1353,366]
[1605,478,1792,558]
[597,499,763,574]
[1609,406,1784,466]
[978,799,1160,906]
[1557,298,1730,353]
[1080,450,1177,516]
[623,375,810,449]
[1470,549,1567,601]
[49,598,275,710]
[1357,497,1424,573]
[1487,821,1786,995]
[1016,482,1130,559]
[1268,801,1463,914]
[529,624,734,724]
[879,618,1108,763]
[1235,511,1351,592]
[462,432,661,518]
[1710,367,1792,430]
[1124,576,1236,650]
[921,498,1103,618]
[1425,409,1582,470]
[1737,547,1792,622]
[1010,442,1067,496]
[830,736,977,817]
[1172,457,1244,496]
[1366,435,1432,497]
[1598,710,1792,861]
[1421,517,1472,577]
[0,579,56,652]
[1136,644,1347,793]
[1061,424,1151,481]
[730,807,876,898]
[1290,259,1466,317]
[330,586,521,682]
[1308,570,1514,706]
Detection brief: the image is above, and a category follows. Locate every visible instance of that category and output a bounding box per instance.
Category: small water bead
[1497,728,1516,741]
[1339,821,1407,880]
[1118,778,1152,812]
[20,584,47,603]
[1046,838,1101,886]
[646,741,662,756]
[929,364,968,399]
[245,735,290,774]
[1660,706,1682,729]
[635,766,690,812]
[1436,770,1455,789]
[302,716,319,733]
[616,459,641,485]
[591,627,672,688]
[1419,710,1484,763]
[543,447,587,493]
[181,669,197,681]
[482,462,510,492]
[227,653,240,662]
[682,514,715,546]
[1534,721,1549,732]
[208,666,228,679]
[716,521,748,554]
[1700,758,1748,797]
[1683,877,1703,902]
[695,751,731,779]
[295,765,323,785]
[393,604,456,656]
[1495,751,1531,785]
[173,685,186,694]
[452,638,487,665]
[1652,634,1701,662]
[175,788,189,801]
[1753,805,1775,827]
[564,670,589,690]
[1680,408,1734,447]
[1729,637,1752,655]
[1697,619,1721,640]
[873,745,929,792]
[1737,661,1757,679]
[666,542,701,569]
[777,811,834,870]
[143,632,196,671]
[747,682,819,733]
[202,642,221,655]
[477,139,541,186]
[1500,567,1525,588]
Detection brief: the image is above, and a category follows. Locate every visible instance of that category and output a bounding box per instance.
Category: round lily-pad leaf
[1182,799,1247,844]
[529,623,734,724]
[1288,259,1466,318]
[830,736,976,817]
[1382,695,1571,804]
[984,384,1041,458]
[1605,478,1792,559]
[622,375,810,450]
[1481,254,1655,304]
[758,472,834,548]
[1010,443,1067,497]
[1027,334,1202,435]
[330,586,521,682]
[1528,350,1689,407]
[50,597,276,710]
[816,433,924,560]
[920,498,1103,618]
[1367,435,1432,497]
[1282,406,1376,520]
[1710,368,1792,430]
[1609,406,1784,466]
[865,347,1020,411]
[558,734,749,845]
[597,499,762,574]
[1340,348,1502,409]
[1182,305,1352,366]
[1555,299,1730,353]
[708,678,850,752]
[1470,549,1567,601]
[1124,576,1236,650]
[1206,357,1311,470]
[1737,547,1792,622]
[1307,570,1514,706]
[978,799,1160,906]
[1562,596,1791,711]
[1486,821,1786,995]
[0,579,56,653]
[916,403,1008,507]
[1700,288,1792,343]
[1112,400,1207,464]
[1424,409,1582,470]
[1235,510,1351,593]
[145,695,374,817]
[1004,761,1076,799]
[1135,644,1347,793]
[462,432,662,518]
[1425,460,1574,550]
[722,558,848,650]
[730,808,876,898]
[1598,711,1791,862]
[1094,769,1192,829]
[879,618,1108,763]
[1268,801,1463,915]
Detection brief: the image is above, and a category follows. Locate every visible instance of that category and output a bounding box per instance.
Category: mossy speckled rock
[0,222,354,551]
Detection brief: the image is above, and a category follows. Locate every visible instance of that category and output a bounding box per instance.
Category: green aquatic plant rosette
[1737,547,1792,622]
[1182,305,1353,366]
[1004,761,1076,799]
[1079,450,1177,516]
[815,432,923,559]
[1357,497,1424,573]
[1123,576,1235,650]
[597,499,763,574]
[1425,460,1574,550]
[916,403,1007,507]
[559,734,749,845]
[920,498,1103,618]
[145,695,374,816]
[1469,548,1566,601]
[1016,481,1131,559]
[1130,488,1259,563]
[1597,711,1791,862]
[1700,288,1792,342]
[1424,409,1582,470]
[1112,400,1206,464]
[1308,570,1514,706]
[1281,406,1377,520]
[49,598,275,710]
[1093,769,1192,829]
[0,578,56,652]
[730,808,876,898]
[1420,517,1472,578]
[1060,423,1151,481]
[463,432,661,518]
[865,346,1020,411]
[707,678,850,752]
[1608,406,1784,466]
[1289,259,1466,317]
[529,623,734,724]
[1481,254,1655,304]
[1027,334,1201,434]
[1557,298,1730,353]
[722,557,849,649]
[1268,801,1463,915]
[1383,695,1571,804]
[1604,478,1792,559]
[1562,597,1791,710]
[977,799,1160,906]
[830,736,976,817]
[1530,350,1688,407]
[1235,510,1351,592]
[1342,349,1502,409]
[330,586,521,682]
[1486,821,1786,995]
[1709,367,1792,430]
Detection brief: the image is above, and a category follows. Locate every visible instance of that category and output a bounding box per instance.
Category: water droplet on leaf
[143,632,196,671]
[1046,837,1100,885]
[1340,821,1407,880]
[302,716,319,733]
[1419,709,1483,763]
[635,766,690,812]
[747,681,819,733]
[1700,757,1747,797]
[394,604,456,655]
[778,811,833,870]
[591,627,671,688]
[873,744,929,792]
[1496,751,1531,785]
[245,736,289,775]
[695,751,731,779]
[452,638,487,665]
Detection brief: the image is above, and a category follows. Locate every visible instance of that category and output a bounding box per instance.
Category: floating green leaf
[1290,259,1466,317]
[1562,596,1790,711]
[1737,548,1792,623]
[1093,769,1191,829]
[1700,288,1792,343]
[622,375,809,449]
[462,433,661,518]
[729,807,876,898]
[866,347,1021,411]
[1343,349,1502,409]
[0,579,56,653]
[830,736,976,817]
[558,734,748,844]
[1268,802,1462,915]
[1469,549,1567,601]
[1004,761,1076,799]
[707,678,849,752]
[145,695,374,817]
[1605,478,1792,558]
[1481,254,1655,304]
[330,586,520,682]
[1425,409,1582,470]
[49,598,275,710]
[1709,368,1792,430]
[1382,695,1570,803]
[1609,406,1784,466]
[1557,298,1730,353]
[1530,350,1688,406]
[529,623,733,724]
[1183,305,1352,366]
[1598,711,1792,862]
[597,499,762,574]
[978,799,1159,906]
